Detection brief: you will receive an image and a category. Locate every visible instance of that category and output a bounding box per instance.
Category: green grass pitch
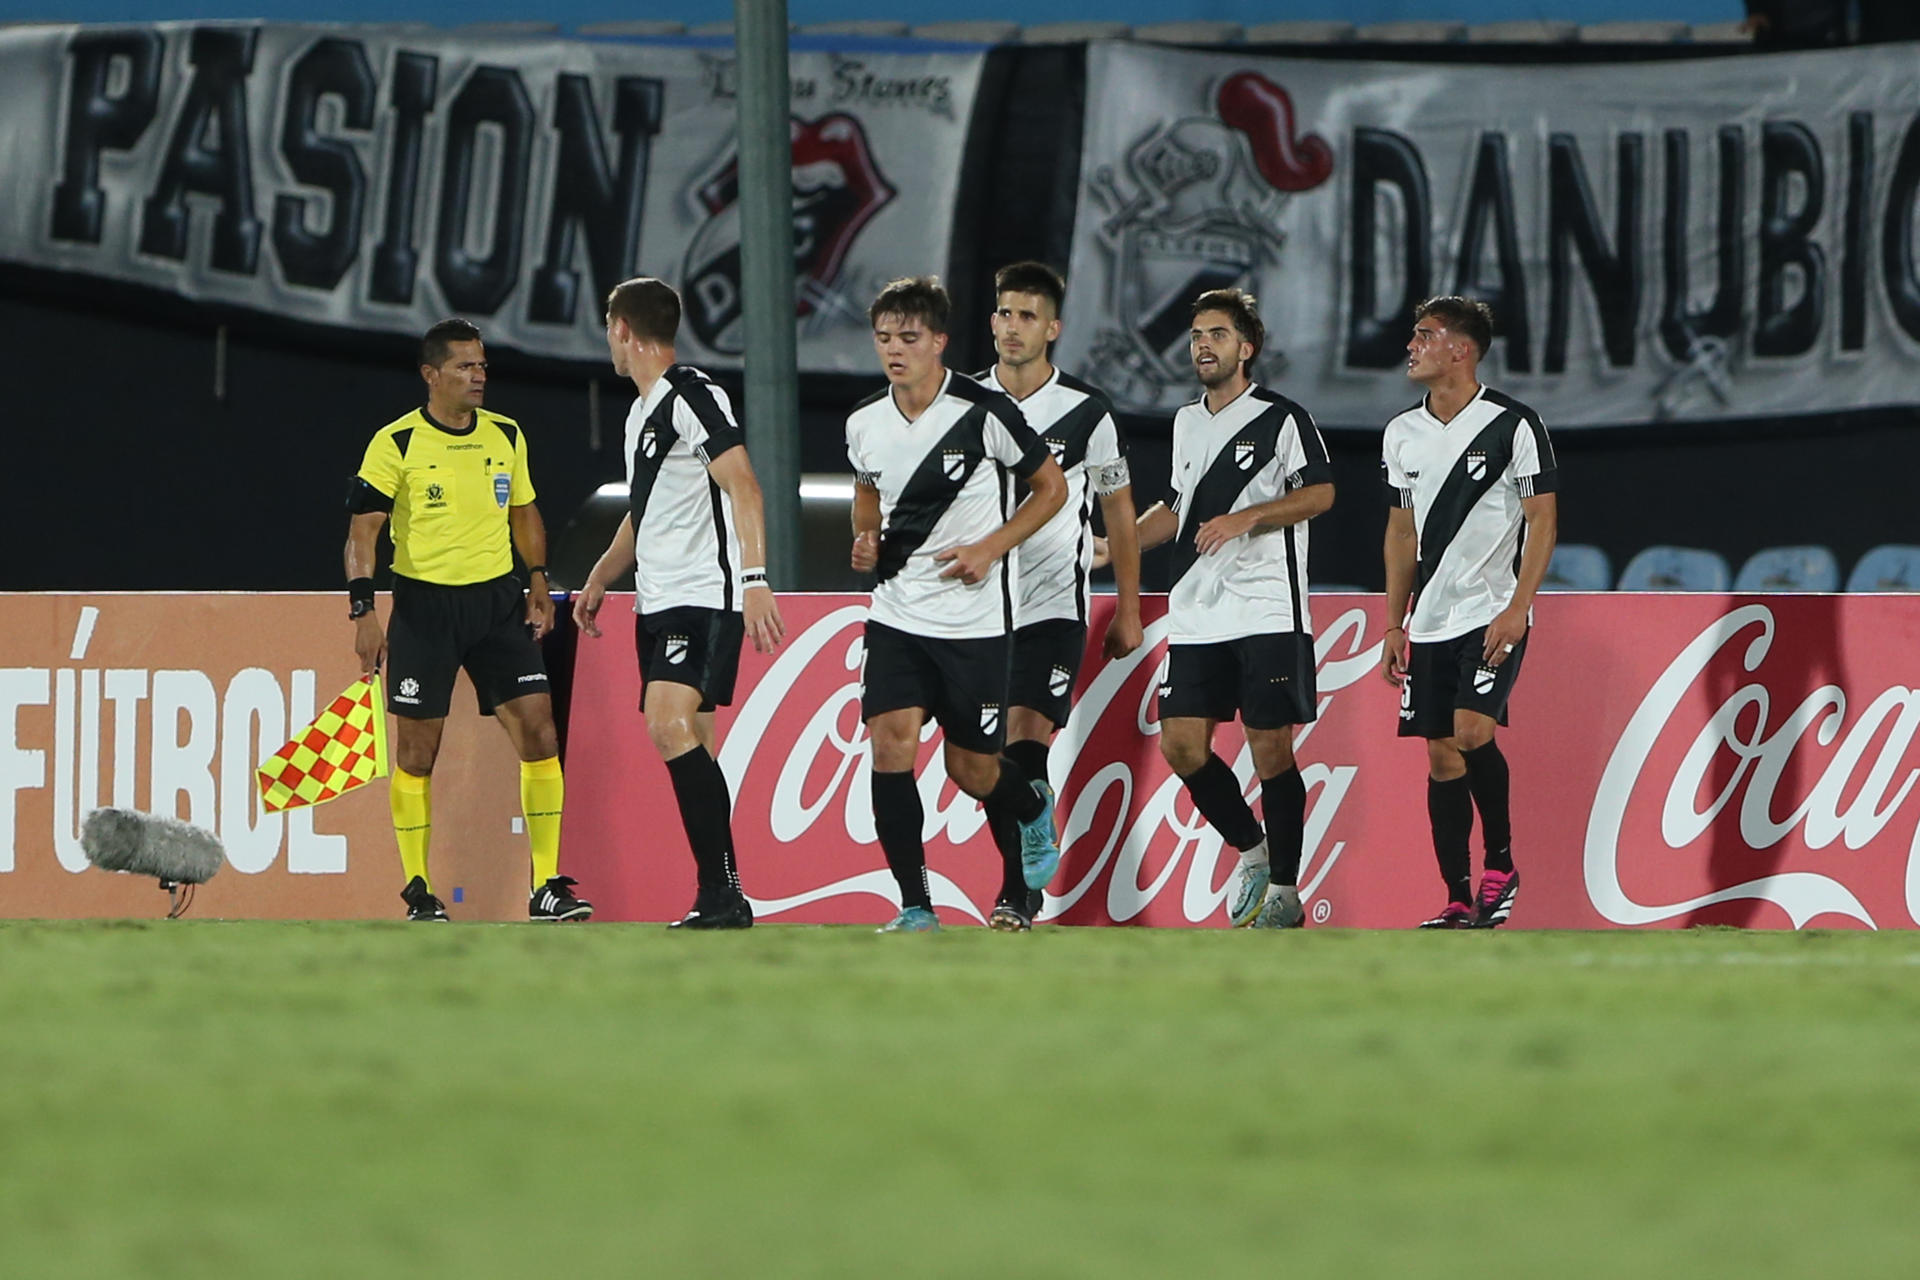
[4,923,1918,1278]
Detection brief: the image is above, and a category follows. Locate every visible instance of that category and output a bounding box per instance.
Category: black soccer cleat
[401,875,450,923]
[987,897,1033,932]
[668,891,754,930]
[530,875,593,922]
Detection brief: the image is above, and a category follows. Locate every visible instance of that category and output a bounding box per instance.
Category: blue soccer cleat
[1018,781,1061,890]
[877,906,940,933]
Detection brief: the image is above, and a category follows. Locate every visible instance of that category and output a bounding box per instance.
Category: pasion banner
[561,592,1920,931]
[1060,42,1920,426]
[0,24,983,371]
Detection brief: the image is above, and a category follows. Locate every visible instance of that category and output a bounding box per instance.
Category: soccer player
[847,276,1070,933]
[1380,296,1558,929]
[974,262,1143,931]
[1134,289,1334,930]
[573,278,785,929]
[346,319,590,923]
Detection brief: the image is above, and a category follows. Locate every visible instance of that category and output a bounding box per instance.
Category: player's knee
[1159,734,1206,777]
[395,746,438,776]
[1248,732,1295,778]
[646,715,697,758]
[1427,738,1465,778]
[945,746,996,798]
[1453,721,1495,752]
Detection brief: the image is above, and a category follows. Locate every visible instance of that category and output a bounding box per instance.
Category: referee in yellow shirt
[344,319,590,922]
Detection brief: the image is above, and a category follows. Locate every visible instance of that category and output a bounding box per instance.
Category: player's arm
[508,502,555,640]
[1483,493,1558,665]
[1097,485,1144,658]
[707,446,786,654]
[851,479,881,572]
[345,509,388,675]
[573,513,636,639]
[936,454,1066,585]
[1193,483,1335,555]
[1381,506,1417,686]
[1134,501,1178,553]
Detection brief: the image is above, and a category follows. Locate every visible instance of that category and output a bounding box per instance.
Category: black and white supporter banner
[0,24,983,371]
[1062,42,1920,426]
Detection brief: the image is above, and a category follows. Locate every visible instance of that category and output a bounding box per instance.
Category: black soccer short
[1008,618,1089,729]
[386,574,548,720]
[860,620,1011,755]
[1397,625,1528,739]
[1158,631,1318,730]
[635,606,745,712]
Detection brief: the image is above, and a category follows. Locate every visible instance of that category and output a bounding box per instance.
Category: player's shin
[872,771,931,910]
[665,746,742,895]
[1461,741,1513,872]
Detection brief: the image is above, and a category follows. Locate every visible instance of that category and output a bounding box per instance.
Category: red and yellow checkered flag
[256,674,390,812]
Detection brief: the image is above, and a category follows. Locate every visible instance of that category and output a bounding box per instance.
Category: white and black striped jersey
[624,365,746,614]
[1166,383,1331,644]
[975,366,1130,629]
[847,370,1048,640]
[1383,386,1559,644]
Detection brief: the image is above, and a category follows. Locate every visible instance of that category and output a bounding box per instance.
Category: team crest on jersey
[641,427,666,459]
[493,474,511,507]
[1048,665,1072,698]
[1473,664,1497,694]
[1234,439,1255,470]
[942,449,968,481]
[1047,437,1067,465]
[980,703,1001,736]
[664,635,690,664]
[1466,451,1488,481]
[1082,72,1333,409]
[682,113,897,356]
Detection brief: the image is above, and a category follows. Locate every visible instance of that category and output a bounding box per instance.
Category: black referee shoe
[668,891,754,930]
[400,876,449,923]
[529,875,593,922]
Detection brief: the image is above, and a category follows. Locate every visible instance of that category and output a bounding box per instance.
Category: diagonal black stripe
[1040,396,1106,470]
[1414,410,1522,595]
[1168,404,1285,590]
[875,405,996,585]
[628,389,678,529]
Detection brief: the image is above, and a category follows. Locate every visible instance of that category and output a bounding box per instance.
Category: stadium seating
[1847,545,1920,592]
[1733,546,1841,593]
[1577,21,1690,42]
[1542,544,1612,591]
[1467,21,1578,43]
[1133,21,1244,45]
[1245,21,1357,43]
[1356,21,1468,42]
[1617,546,1733,591]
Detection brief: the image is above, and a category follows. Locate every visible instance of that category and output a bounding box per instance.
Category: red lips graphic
[1215,71,1333,193]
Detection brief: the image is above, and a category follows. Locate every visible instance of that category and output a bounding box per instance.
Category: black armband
[348,577,375,619]
[345,476,395,515]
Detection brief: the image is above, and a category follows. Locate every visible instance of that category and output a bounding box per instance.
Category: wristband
[348,577,375,620]
[526,564,548,579]
[740,568,769,590]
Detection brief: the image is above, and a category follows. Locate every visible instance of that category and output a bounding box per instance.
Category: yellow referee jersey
[357,407,536,585]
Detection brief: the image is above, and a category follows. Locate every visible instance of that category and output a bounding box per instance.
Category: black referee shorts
[386,574,548,719]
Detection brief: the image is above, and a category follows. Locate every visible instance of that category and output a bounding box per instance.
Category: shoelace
[1478,875,1510,910]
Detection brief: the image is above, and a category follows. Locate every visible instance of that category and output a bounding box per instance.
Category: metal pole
[734,0,801,586]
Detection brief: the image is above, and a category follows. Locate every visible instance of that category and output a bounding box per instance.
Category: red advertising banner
[562,592,1920,931]
[2,594,532,920]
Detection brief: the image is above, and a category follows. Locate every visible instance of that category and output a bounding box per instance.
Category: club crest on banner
[683,113,897,355]
[1083,71,1333,408]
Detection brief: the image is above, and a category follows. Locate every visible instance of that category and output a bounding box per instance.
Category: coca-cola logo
[713,603,1386,926]
[1586,603,1910,928]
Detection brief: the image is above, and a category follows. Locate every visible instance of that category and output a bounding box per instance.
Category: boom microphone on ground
[81,808,225,918]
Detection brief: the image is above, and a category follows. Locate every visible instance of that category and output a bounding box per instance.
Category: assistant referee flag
[256,674,390,812]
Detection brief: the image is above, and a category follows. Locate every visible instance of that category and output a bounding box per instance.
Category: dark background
[10,41,1914,595]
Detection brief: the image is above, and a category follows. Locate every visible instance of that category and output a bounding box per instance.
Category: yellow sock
[390,768,432,890]
[521,756,565,888]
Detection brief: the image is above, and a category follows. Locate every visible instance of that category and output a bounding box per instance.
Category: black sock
[1179,754,1264,852]
[1261,767,1307,885]
[872,770,930,910]
[1003,737,1051,792]
[983,756,1044,826]
[1428,774,1474,905]
[988,808,1025,904]
[1461,741,1513,873]
[664,747,740,896]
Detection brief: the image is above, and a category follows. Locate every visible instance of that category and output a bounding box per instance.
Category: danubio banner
[562,592,1920,931]
[0,24,983,371]
[1060,42,1920,426]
